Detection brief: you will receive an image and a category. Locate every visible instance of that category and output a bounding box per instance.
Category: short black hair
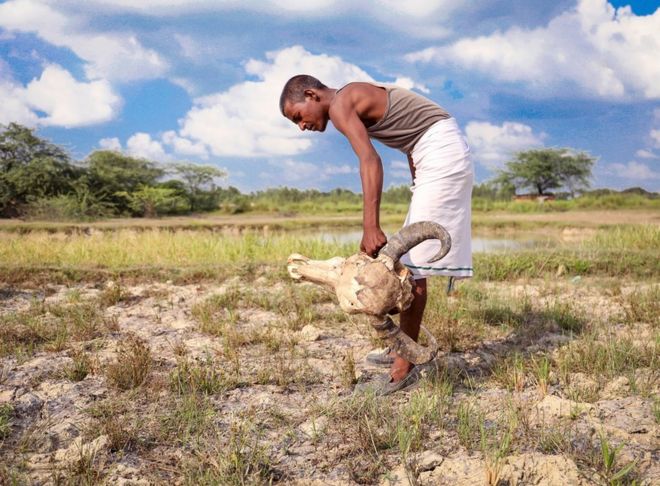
[279,74,327,115]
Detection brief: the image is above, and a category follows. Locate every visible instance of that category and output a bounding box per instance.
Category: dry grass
[0,217,658,484]
[105,334,152,390]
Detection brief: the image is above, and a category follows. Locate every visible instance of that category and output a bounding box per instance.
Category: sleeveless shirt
[337,82,451,155]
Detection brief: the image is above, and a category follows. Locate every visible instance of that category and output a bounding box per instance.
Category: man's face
[283,94,329,132]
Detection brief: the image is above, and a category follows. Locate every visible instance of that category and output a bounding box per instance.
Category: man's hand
[360,226,387,258]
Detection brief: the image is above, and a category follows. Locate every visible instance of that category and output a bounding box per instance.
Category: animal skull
[287,221,451,364]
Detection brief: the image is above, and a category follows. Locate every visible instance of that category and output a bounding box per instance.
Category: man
[280,75,473,394]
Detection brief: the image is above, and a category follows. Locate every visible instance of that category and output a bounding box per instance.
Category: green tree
[0,123,81,216]
[117,185,188,217]
[86,150,164,213]
[494,148,595,196]
[169,162,226,211]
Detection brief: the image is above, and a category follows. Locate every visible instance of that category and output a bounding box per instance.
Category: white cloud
[465,121,546,170]
[0,78,38,126]
[390,160,411,181]
[393,76,430,94]
[0,64,120,127]
[177,45,373,158]
[267,158,322,184]
[0,0,168,82]
[635,149,657,159]
[650,129,660,148]
[162,130,209,159]
[126,132,170,161]
[261,159,357,187]
[24,65,120,127]
[322,164,356,176]
[606,161,660,180]
[99,137,122,151]
[406,0,660,100]
[48,1,458,37]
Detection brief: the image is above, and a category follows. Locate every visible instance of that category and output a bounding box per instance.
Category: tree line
[1,123,656,220]
[0,123,226,219]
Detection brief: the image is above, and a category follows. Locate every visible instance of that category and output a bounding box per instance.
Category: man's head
[280,74,331,132]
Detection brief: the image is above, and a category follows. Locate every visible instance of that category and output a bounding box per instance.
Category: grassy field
[0,209,658,484]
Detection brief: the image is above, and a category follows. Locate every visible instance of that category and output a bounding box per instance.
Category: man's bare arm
[330,99,386,256]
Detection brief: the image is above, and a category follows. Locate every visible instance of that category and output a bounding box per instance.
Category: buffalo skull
[287,221,451,364]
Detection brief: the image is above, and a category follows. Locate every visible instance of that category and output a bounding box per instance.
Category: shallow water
[302,228,549,253]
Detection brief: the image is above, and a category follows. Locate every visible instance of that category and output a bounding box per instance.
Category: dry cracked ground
[0,274,658,485]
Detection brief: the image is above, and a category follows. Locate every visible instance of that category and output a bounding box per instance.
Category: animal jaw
[287,221,451,365]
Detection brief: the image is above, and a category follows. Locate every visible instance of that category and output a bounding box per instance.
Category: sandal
[365,346,395,367]
[354,366,422,396]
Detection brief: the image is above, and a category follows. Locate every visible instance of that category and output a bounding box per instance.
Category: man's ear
[304,89,320,102]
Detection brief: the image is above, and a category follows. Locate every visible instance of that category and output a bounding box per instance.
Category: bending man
[279,75,473,394]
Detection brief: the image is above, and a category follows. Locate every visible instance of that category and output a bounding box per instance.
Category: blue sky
[1,0,659,192]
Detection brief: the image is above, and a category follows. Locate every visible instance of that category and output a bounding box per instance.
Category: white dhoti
[398,118,474,279]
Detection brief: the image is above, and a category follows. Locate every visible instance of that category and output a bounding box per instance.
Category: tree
[0,123,81,216]
[494,148,595,196]
[86,150,164,213]
[117,185,188,217]
[169,162,226,211]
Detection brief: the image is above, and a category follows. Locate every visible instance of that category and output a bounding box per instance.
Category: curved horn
[370,316,438,365]
[379,221,451,263]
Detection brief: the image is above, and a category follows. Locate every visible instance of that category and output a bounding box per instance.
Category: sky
[0,0,659,193]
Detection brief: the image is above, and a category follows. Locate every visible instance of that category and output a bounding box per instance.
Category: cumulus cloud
[393,77,430,94]
[651,129,660,148]
[49,0,458,37]
[162,131,209,159]
[465,121,546,170]
[24,65,121,127]
[605,161,660,181]
[406,0,660,100]
[0,0,168,82]
[0,64,120,127]
[635,149,658,160]
[99,137,122,151]
[0,78,38,126]
[126,132,170,161]
[177,45,373,158]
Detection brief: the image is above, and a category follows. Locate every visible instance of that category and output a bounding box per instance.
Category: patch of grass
[0,299,111,359]
[324,390,398,482]
[455,401,484,451]
[531,355,551,397]
[480,420,513,486]
[97,281,127,307]
[543,300,586,333]
[0,404,13,440]
[62,349,93,382]
[622,286,660,326]
[254,346,321,388]
[336,349,357,389]
[106,334,152,390]
[170,354,240,395]
[596,433,638,486]
[163,395,214,446]
[184,421,279,485]
[56,441,106,486]
[556,331,657,381]
[492,353,526,392]
[86,400,141,453]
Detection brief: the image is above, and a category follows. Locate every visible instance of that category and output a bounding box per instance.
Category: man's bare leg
[390,278,427,382]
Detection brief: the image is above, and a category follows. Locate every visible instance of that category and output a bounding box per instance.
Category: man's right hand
[360,226,387,258]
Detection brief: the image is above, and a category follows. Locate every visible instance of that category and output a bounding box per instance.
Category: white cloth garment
[398,117,474,278]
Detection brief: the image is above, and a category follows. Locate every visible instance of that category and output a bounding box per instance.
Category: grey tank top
[338,83,451,155]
